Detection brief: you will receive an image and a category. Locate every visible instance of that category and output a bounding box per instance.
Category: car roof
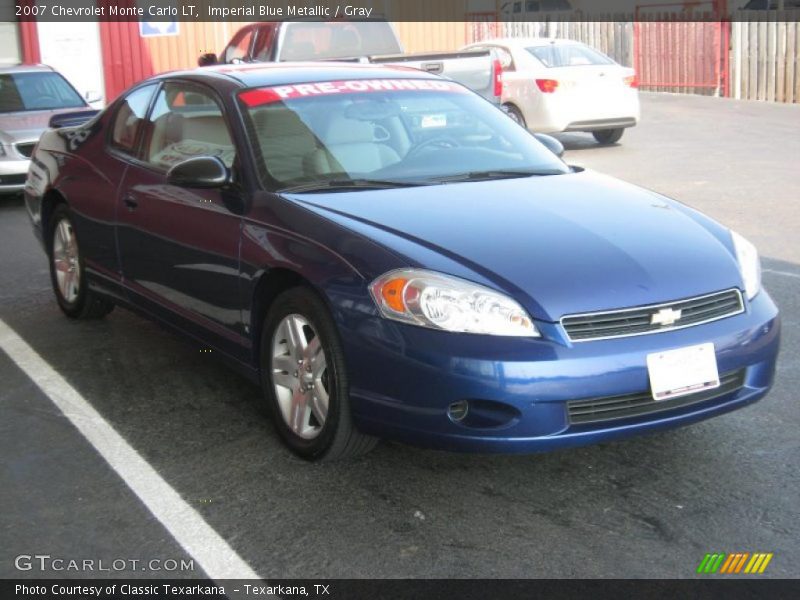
[0,63,55,74]
[152,62,443,89]
[468,38,584,49]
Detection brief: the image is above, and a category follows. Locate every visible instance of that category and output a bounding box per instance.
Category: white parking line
[0,318,260,581]
[763,268,800,280]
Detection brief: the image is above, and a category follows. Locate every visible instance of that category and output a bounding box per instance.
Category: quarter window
[110,84,157,155]
[223,29,253,63]
[143,83,235,171]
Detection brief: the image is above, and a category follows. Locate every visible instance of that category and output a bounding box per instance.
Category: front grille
[567,369,746,425]
[0,174,27,186]
[561,289,744,342]
[14,142,36,158]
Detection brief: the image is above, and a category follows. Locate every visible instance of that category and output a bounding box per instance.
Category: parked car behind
[0,64,96,195]
[463,38,640,144]
[25,63,778,462]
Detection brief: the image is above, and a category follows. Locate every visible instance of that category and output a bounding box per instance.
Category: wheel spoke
[272,371,296,390]
[289,389,309,435]
[303,335,320,362]
[63,270,74,298]
[311,352,327,379]
[272,354,296,374]
[287,315,308,357]
[310,390,328,424]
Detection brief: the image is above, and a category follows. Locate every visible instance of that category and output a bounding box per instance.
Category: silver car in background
[0,64,94,194]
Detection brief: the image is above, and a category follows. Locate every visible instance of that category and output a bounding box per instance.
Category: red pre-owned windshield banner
[239,79,468,107]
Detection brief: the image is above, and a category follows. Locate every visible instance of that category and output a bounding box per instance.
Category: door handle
[123,195,139,211]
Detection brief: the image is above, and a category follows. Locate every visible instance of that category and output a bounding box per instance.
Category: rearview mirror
[167,156,229,188]
[198,53,218,67]
[534,133,565,158]
[49,110,100,129]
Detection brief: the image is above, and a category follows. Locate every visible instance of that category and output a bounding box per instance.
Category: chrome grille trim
[561,288,745,342]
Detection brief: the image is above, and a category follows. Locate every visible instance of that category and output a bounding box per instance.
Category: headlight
[369,269,539,337]
[731,230,761,300]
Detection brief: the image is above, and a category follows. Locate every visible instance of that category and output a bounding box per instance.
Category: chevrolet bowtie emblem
[651,307,683,327]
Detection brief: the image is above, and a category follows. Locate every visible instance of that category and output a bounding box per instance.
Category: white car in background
[463,38,640,145]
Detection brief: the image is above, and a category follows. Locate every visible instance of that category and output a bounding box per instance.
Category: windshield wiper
[279,178,429,193]
[428,169,566,183]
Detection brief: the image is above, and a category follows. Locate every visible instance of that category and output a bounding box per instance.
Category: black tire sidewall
[593,128,625,144]
[260,287,348,460]
[504,104,526,128]
[48,205,89,318]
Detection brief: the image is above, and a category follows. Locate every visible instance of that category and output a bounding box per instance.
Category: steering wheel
[407,135,461,159]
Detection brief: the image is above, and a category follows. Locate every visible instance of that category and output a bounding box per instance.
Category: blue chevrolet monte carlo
[25,63,780,461]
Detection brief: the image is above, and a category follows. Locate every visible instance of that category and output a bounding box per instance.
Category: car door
[62,83,157,290]
[115,80,247,358]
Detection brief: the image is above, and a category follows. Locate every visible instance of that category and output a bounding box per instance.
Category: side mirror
[534,133,565,158]
[198,53,218,67]
[167,156,229,188]
[84,90,103,104]
[49,110,100,129]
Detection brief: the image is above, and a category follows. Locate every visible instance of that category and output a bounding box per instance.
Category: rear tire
[48,204,114,320]
[504,104,527,129]
[592,128,625,145]
[260,286,377,461]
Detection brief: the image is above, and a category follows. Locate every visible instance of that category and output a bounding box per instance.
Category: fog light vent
[448,400,470,422]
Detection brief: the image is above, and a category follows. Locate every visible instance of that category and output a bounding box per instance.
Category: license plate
[646,343,720,401]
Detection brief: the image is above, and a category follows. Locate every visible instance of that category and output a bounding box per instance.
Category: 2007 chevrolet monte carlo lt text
[25,63,779,461]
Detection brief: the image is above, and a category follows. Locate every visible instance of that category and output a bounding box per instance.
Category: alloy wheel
[271,314,330,440]
[52,219,80,303]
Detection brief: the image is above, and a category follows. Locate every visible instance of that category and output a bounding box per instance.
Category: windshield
[238,78,570,190]
[527,44,615,68]
[278,22,402,60]
[0,72,85,113]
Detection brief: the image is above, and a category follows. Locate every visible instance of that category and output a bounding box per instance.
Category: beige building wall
[393,21,470,53]
[391,0,473,52]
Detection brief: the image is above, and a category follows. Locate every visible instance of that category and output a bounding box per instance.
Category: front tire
[592,128,625,145]
[48,205,114,319]
[260,286,377,461]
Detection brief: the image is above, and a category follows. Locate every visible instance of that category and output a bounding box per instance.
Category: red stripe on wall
[99,20,155,103]
[19,20,41,64]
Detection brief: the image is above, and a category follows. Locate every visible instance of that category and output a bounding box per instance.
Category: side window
[252,26,276,61]
[110,84,157,155]
[223,29,253,63]
[143,82,235,171]
[495,47,516,72]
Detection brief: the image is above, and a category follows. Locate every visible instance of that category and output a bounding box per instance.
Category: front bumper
[340,289,780,453]
[0,158,30,193]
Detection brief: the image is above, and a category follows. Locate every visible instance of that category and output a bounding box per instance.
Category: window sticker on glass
[239,79,468,106]
[421,114,447,128]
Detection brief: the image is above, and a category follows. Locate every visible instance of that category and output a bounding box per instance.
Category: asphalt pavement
[0,93,798,579]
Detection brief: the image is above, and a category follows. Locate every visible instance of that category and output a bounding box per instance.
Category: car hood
[0,108,85,144]
[284,170,743,321]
